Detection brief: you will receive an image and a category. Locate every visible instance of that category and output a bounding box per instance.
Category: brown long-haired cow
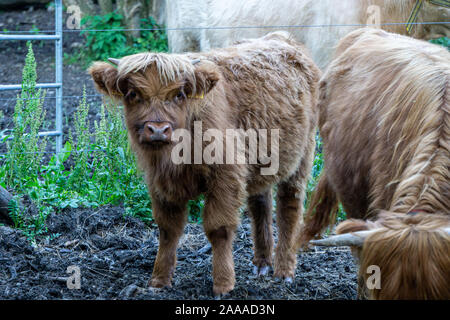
[298,29,450,299]
[89,32,320,296]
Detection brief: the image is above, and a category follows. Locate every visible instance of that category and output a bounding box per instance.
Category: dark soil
[0,206,358,300]
[0,6,358,300]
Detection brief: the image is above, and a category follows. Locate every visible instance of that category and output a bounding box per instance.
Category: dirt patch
[0,205,358,300]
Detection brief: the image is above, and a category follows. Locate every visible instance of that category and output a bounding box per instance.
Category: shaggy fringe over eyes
[358,212,450,300]
[117,52,197,86]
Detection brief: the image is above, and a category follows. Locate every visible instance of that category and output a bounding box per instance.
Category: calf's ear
[187,62,220,98]
[88,62,121,98]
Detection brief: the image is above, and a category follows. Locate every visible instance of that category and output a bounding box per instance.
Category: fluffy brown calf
[89,32,320,296]
[299,28,450,299]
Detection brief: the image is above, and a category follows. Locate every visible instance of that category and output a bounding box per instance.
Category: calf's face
[88,60,219,151]
[120,74,192,149]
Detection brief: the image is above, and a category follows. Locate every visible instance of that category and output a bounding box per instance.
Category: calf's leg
[203,171,245,296]
[149,198,187,288]
[274,182,302,281]
[275,132,315,280]
[248,189,274,275]
[206,225,236,296]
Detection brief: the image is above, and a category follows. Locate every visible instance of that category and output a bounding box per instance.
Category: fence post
[55,0,63,155]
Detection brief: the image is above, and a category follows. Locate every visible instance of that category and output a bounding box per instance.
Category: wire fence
[0,94,103,102]
[0,1,449,157]
[0,21,449,34]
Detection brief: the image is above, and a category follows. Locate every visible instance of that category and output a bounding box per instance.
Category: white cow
[165,0,450,69]
[165,0,207,53]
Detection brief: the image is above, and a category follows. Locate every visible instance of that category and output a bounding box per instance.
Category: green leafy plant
[305,134,346,222]
[30,25,40,35]
[82,12,129,62]
[188,195,205,223]
[305,133,324,206]
[66,12,168,66]
[430,37,450,50]
[3,42,47,188]
[8,196,51,244]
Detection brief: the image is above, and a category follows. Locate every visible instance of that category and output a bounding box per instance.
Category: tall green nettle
[68,86,91,188]
[6,42,47,187]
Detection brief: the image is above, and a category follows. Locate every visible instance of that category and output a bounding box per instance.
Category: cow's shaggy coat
[299,28,450,299]
[167,0,450,69]
[336,213,450,299]
[89,32,320,295]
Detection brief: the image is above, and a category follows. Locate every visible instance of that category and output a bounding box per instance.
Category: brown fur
[299,28,450,299]
[89,32,320,295]
[337,213,450,299]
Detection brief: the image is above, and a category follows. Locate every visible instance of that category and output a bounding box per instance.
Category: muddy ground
[0,206,358,300]
[0,5,358,300]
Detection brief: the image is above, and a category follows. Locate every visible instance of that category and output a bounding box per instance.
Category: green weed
[65,12,167,67]
[430,36,450,50]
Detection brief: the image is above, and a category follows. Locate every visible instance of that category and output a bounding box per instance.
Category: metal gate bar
[0,0,63,154]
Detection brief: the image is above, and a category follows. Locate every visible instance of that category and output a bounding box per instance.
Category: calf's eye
[126,90,137,100]
[174,91,186,102]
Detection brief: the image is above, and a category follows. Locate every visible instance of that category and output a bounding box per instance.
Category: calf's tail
[297,172,339,249]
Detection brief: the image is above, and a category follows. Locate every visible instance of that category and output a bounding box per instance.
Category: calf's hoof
[148,277,172,289]
[213,283,234,297]
[273,267,295,283]
[252,265,270,276]
[252,257,272,276]
[274,274,294,284]
[283,277,293,284]
[273,252,296,283]
[214,292,232,300]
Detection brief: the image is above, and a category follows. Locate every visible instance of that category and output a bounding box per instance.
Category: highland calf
[89,32,320,296]
[299,29,450,299]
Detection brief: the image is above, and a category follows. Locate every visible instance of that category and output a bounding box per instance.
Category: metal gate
[0,0,63,154]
